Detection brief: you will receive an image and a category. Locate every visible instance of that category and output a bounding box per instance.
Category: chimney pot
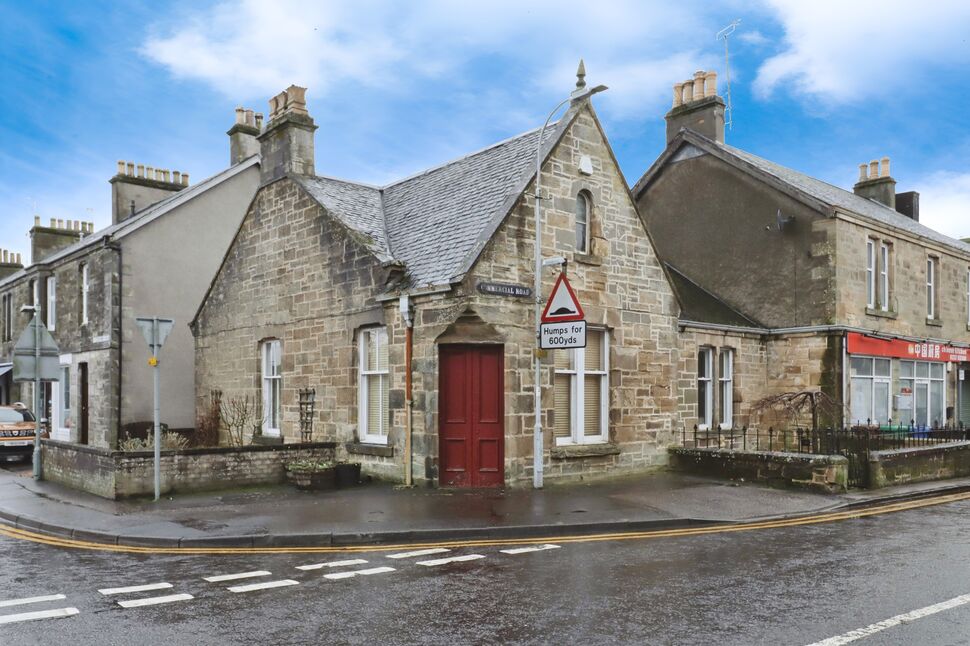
[126,162,135,176]
[1,250,7,263]
[672,83,684,108]
[704,71,717,97]
[859,163,868,181]
[50,217,56,227]
[692,71,705,103]
[182,173,189,186]
[255,113,264,130]
[869,160,879,179]
[235,106,245,124]
[682,80,694,103]
[244,109,254,127]
[172,171,181,184]
[137,164,145,178]
[34,216,40,227]
[880,156,891,178]
[117,160,125,175]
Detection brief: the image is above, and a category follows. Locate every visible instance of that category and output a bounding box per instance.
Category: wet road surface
[2,460,970,645]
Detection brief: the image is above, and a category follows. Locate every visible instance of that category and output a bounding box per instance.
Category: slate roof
[295,119,567,290]
[665,263,761,328]
[720,142,970,255]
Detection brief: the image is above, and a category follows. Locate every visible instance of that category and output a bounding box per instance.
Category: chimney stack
[29,218,93,264]
[258,85,317,185]
[109,160,189,225]
[228,106,262,165]
[853,157,896,209]
[0,249,24,281]
[665,70,725,145]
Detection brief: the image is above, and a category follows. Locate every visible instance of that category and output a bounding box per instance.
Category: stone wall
[868,441,970,489]
[42,439,336,499]
[835,216,970,344]
[669,446,848,493]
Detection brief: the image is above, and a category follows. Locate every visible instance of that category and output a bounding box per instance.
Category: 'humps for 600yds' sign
[540,321,587,349]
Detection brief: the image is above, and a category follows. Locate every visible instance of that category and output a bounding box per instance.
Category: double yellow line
[2,489,969,556]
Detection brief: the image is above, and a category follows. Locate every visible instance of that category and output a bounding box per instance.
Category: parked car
[0,403,43,459]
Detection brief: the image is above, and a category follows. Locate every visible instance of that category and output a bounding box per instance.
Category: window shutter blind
[584,375,601,437]
[553,374,571,438]
[585,331,602,371]
[367,375,384,435]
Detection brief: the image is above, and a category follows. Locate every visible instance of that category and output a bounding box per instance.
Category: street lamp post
[531,63,607,489]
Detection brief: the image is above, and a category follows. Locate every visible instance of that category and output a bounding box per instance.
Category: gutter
[679,319,970,349]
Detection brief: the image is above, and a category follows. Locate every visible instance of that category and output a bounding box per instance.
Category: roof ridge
[381,121,554,190]
[305,173,382,191]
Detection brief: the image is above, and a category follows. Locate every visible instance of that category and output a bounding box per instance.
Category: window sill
[251,435,283,446]
[550,443,620,460]
[346,441,394,457]
[926,318,943,327]
[865,307,897,319]
[573,252,603,266]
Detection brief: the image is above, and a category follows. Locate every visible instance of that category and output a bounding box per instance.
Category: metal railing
[681,424,969,455]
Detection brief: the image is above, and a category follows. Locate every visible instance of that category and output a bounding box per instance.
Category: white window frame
[261,340,282,437]
[81,263,89,326]
[554,328,609,445]
[866,239,876,309]
[899,360,946,429]
[849,356,892,426]
[359,327,390,444]
[719,349,734,430]
[697,347,714,430]
[53,354,72,441]
[575,192,590,254]
[879,242,890,311]
[46,275,56,331]
[927,257,937,319]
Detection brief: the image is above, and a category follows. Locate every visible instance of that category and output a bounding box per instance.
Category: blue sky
[3,1,970,263]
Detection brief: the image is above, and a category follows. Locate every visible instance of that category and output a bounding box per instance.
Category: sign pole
[152,318,161,502]
[32,316,41,480]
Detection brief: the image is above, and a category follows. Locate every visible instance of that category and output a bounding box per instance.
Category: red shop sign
[847,332,969,363]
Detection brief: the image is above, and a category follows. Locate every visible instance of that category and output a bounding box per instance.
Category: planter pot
[285,466,336,491]
[335,462,361,488]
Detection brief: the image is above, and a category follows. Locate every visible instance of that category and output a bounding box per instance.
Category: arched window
[575,192,590,253]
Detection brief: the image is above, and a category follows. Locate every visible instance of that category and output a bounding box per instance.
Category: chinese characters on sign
[847,332,969,363]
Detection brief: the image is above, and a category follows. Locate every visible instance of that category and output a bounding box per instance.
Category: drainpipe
[842,333,848,428]
[399,294,413,486]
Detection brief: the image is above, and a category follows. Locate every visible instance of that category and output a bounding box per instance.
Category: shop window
[575,191,591,254]
[697,348,713,429]
[899,360,946,429]
[849,356,891,426]
[554,328,609,444]
[358,327,389,444]
[261,339,282,436]
[719,349,734,429]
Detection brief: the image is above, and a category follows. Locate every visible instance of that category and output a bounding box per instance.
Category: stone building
[634,71,970,432]
[0,109,261,448]
[193,71,688,487]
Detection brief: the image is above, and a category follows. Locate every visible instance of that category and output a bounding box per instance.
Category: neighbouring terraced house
[635,71,970,433]
[0,110,260,450]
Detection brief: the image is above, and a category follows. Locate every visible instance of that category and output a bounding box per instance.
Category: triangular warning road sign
[541,272,585,323]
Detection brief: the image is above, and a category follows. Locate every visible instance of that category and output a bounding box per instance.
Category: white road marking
[805,592,970,646]
[385,548,451,559]
[0,594,67,608]
[227,579,299,593]
[500,544,561,555]
[0,607,79,625]
[416,554,485,567]
[296,559,368,571]
[98,582,172,596]
[117,593,194,609]
[323,567,396,580]
[203,570,272,583]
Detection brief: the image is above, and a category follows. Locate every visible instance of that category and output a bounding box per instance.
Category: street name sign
[540,320,587,349]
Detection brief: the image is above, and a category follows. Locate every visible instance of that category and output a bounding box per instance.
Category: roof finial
[576,59,587,90]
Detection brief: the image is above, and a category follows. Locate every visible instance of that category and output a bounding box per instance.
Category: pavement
[1,459,969,548]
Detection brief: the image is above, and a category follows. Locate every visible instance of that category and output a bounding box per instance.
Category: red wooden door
[439,345,504,488]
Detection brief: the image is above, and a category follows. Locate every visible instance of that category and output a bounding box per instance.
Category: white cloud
[143,0,718,119]
[755,0,970,103]
[914,171,970,241]
[738,29,769,47]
